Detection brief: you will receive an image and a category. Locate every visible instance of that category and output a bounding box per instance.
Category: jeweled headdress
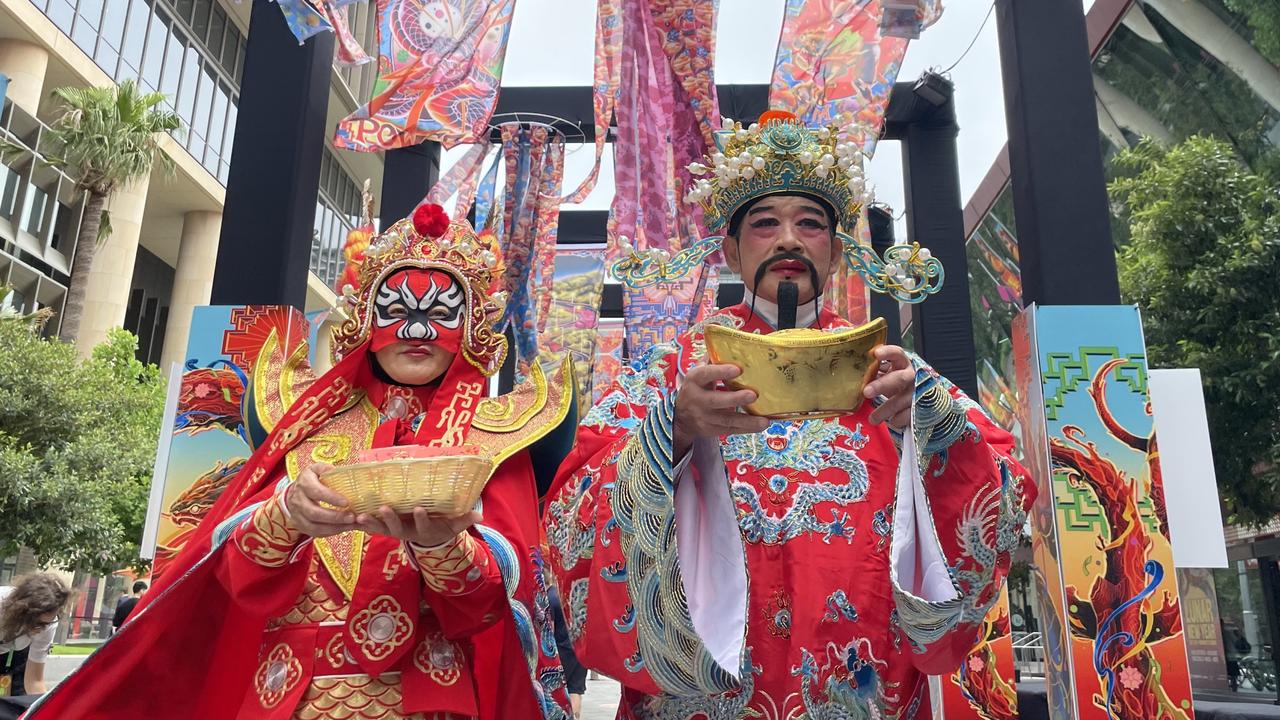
[686,110,866,233]
[332,204,508,375]
[612,111,944,304]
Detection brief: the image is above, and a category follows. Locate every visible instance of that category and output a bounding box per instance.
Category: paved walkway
[579,675,623,720]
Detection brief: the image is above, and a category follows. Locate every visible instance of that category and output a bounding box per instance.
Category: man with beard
[543,112,1035,719]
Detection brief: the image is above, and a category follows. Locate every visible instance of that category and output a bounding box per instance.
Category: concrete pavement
[579,675,623,720]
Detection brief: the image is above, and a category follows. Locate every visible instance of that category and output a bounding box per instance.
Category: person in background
[110,582,147,634]
[548,585,586,719]
[0,573,71,697]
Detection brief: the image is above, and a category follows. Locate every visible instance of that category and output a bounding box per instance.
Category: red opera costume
[543,114,1037,718]
[30,207,574,720]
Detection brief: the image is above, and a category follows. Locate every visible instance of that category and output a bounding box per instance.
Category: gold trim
[473,361,550,432]
[252,329,283,436]
[483,358,574,468]
[704,317,886,350]
[279,339,312,409]
[314,531,367,601]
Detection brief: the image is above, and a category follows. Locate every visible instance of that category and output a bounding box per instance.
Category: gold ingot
[704,318,887,420]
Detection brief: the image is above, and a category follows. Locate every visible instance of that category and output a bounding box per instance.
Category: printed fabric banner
[334,0,516,151]
[274,0,372,65]
[562,0,623,203]
[493,124,565,366]
[541,245,607,415]
[969,203,1023,434]
[770,0,941,153]
[591,318,626,404]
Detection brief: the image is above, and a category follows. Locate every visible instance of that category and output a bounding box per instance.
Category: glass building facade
[311,147,365,292]
[965,0,1280,700]
[15,0,374,298]
[27,0,246,183]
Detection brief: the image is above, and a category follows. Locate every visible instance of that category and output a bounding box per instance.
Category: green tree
[0,301,166,574]
[1110,136,1280,526]
[1224,0,1280,67]
[41,80,180,343]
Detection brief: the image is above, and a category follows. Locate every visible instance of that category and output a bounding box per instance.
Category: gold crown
[331,207,508,376]
[685,110,867,233]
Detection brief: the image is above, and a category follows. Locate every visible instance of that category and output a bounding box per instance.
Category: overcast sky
[443,0,1096,238]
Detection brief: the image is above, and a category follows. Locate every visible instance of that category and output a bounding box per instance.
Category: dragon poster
[1013,305,1194,720]
[146,306,320,583]
[933,587,1020,720]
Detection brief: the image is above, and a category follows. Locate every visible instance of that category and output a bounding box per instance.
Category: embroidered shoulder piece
[469,359,575,467]
[244,328,362,450]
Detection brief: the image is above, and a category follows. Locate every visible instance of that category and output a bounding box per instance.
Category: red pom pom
[412,203,451,238]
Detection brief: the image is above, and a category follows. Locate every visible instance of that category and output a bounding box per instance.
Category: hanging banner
[623,261,710,359]
[591,317,626,404]
[274,0,371,64]
[770,0,940,153]
[562,0,623,203]
[425,141,491,219]
[542,245,607,415]
[335,0,517,151]
[968,205,1023,434]
[493,124,565,365]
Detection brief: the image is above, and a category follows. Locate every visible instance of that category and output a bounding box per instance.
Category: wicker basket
[319,455,496,516]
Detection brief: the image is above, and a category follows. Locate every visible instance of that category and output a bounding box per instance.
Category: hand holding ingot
[863,345,915,431]
[673,364,771,458]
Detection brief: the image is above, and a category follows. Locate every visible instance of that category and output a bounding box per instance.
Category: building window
[30,0,246,186]
[312,150,364,290]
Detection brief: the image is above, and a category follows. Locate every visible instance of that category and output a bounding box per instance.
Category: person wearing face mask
[543,111,1036,719]
[28,205,575,720]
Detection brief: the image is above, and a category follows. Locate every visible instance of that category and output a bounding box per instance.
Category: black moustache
[749,252,824,329]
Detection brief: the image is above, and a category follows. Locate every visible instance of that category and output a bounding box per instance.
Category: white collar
[742,288,821,330]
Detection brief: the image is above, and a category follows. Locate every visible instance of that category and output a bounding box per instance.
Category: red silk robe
[544,302,1035,719]
[28,348,574,720]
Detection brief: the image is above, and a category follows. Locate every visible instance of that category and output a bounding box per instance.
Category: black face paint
[749,251,824,326]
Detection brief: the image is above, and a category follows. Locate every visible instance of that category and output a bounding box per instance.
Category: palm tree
[41,80,181,343]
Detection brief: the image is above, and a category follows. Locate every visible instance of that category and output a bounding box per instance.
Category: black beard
[749,251,823,327]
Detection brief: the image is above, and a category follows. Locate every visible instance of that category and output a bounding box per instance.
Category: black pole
[866,205,902,345]
[994,0,1120,306]
[900,73,979,400]
[380,143,441,226]
[211,0,334,308]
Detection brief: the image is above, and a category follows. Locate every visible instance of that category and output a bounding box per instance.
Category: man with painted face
[544,112,1035,718]
[30,206,575,720]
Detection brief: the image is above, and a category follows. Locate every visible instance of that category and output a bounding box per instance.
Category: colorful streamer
[562,0,623,204]
[335,0,516,151]
[769,0,940,153]
[493,124,565,365]
[274,0,374,66]
[425,141,491,219]
[608,0,720,357]
[591,318,626,404]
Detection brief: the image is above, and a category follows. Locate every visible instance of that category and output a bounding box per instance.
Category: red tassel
[412,203,451,238]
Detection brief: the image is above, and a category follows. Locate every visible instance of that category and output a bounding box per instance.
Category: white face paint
[372,269,465,350]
